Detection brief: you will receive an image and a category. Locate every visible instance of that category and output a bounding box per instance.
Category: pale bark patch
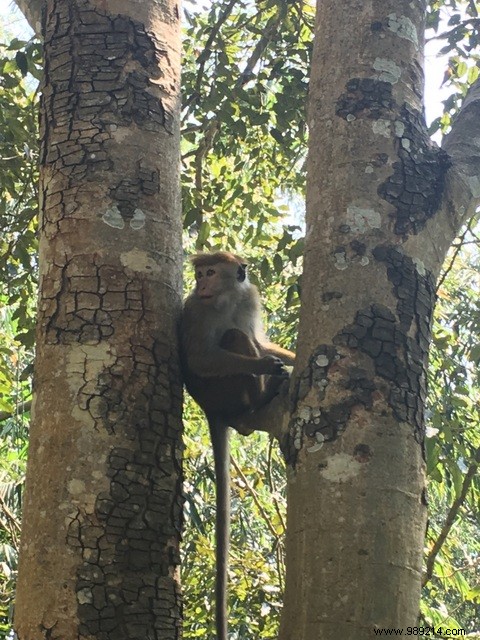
[346,205,382,233]
[372,119,391,138]
[319,452,364,482]
[103,206,125,229]
[373,58,401,84]
[394,121,405,137]
[68,479,87,496]
[130,208,146,229]
[120,247,165,273]
[387,14,418,47]
[466,174,480,197]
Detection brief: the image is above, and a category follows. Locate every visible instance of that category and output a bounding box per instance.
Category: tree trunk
[14,0,42,36]
[14,1,183,639]
[279,1,480,638]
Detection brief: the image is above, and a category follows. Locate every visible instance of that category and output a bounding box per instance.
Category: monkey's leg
[219,327,260,356]
[248,340,293,410]
[215,329,292,436]
[230,377,291,438]
[185,329,263,418]
[218,328,264,409]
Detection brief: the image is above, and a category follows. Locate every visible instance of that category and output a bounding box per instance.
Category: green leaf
[260,258,270,280]
[456,61,467,78]
[197,221,211,246]
[273,253,283,274]
[425,437,440,477]
[270,128,284,144]
[467,65,480,85]
[15,51,28,77]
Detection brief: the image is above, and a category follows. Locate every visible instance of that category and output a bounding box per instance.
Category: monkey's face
[194,266,223,303]
[194,262,244,308]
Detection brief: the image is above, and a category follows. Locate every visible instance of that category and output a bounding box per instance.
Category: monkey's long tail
[209,418,230,640]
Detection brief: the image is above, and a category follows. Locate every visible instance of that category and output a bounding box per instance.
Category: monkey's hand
[259,355,290,376]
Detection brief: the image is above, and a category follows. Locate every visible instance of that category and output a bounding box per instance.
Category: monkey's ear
[237,264,247,282]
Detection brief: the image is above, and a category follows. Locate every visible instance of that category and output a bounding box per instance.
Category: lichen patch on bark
[319,452,364,482]
[346,205,382,233]
[387,13,419,47]
[373,58,401,84]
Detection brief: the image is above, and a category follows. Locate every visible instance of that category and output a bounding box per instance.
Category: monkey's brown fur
[191,251,247,268]
[180,251,294,640]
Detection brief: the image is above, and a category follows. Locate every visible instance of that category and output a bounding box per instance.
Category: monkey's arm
[186,347,285,378]
[181,304,288,378]
[262,342,296,366]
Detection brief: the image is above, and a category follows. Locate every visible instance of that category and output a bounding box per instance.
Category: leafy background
[1,0,480,637]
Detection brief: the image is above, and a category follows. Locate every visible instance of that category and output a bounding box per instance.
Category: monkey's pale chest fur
[209,287,262,341]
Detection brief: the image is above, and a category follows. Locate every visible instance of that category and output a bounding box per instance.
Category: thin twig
[436,217,476,292]
[432,17,480,43]
[441,555,480,579]
[185,1,290,227]
[266,438,287,591]
[183,0,239,116]
[234,3,289,92]
[423,447,480,586]
[0,400,32,423]
[230,455,281,540]
[266,437,286,533]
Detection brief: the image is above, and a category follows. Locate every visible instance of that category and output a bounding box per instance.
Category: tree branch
[14,0,42,36]
[432,77,480,253]
[184,1,290,221]
[0,400,31,423]
[234,7,287,89]
[443,78,480,204]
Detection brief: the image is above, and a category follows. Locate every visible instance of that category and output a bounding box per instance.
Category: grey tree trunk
[279,1,480,639]
[14,0,42,35]
[14,1,183,639]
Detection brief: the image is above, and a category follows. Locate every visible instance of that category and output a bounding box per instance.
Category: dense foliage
[428,0,480,135]
[0,20,40,636]
[1,0,480,637]
[424,222,480,630]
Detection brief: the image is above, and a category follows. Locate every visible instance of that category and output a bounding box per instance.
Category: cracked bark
[278,1,480,639]
[14,1,183,639]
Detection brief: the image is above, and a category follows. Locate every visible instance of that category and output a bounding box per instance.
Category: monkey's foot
[229,380,290,439]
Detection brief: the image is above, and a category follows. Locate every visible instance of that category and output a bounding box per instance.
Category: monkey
[179,251,295,640]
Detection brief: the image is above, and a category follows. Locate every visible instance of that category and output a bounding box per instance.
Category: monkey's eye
[206,268,215,276]
[196,270,203,279]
